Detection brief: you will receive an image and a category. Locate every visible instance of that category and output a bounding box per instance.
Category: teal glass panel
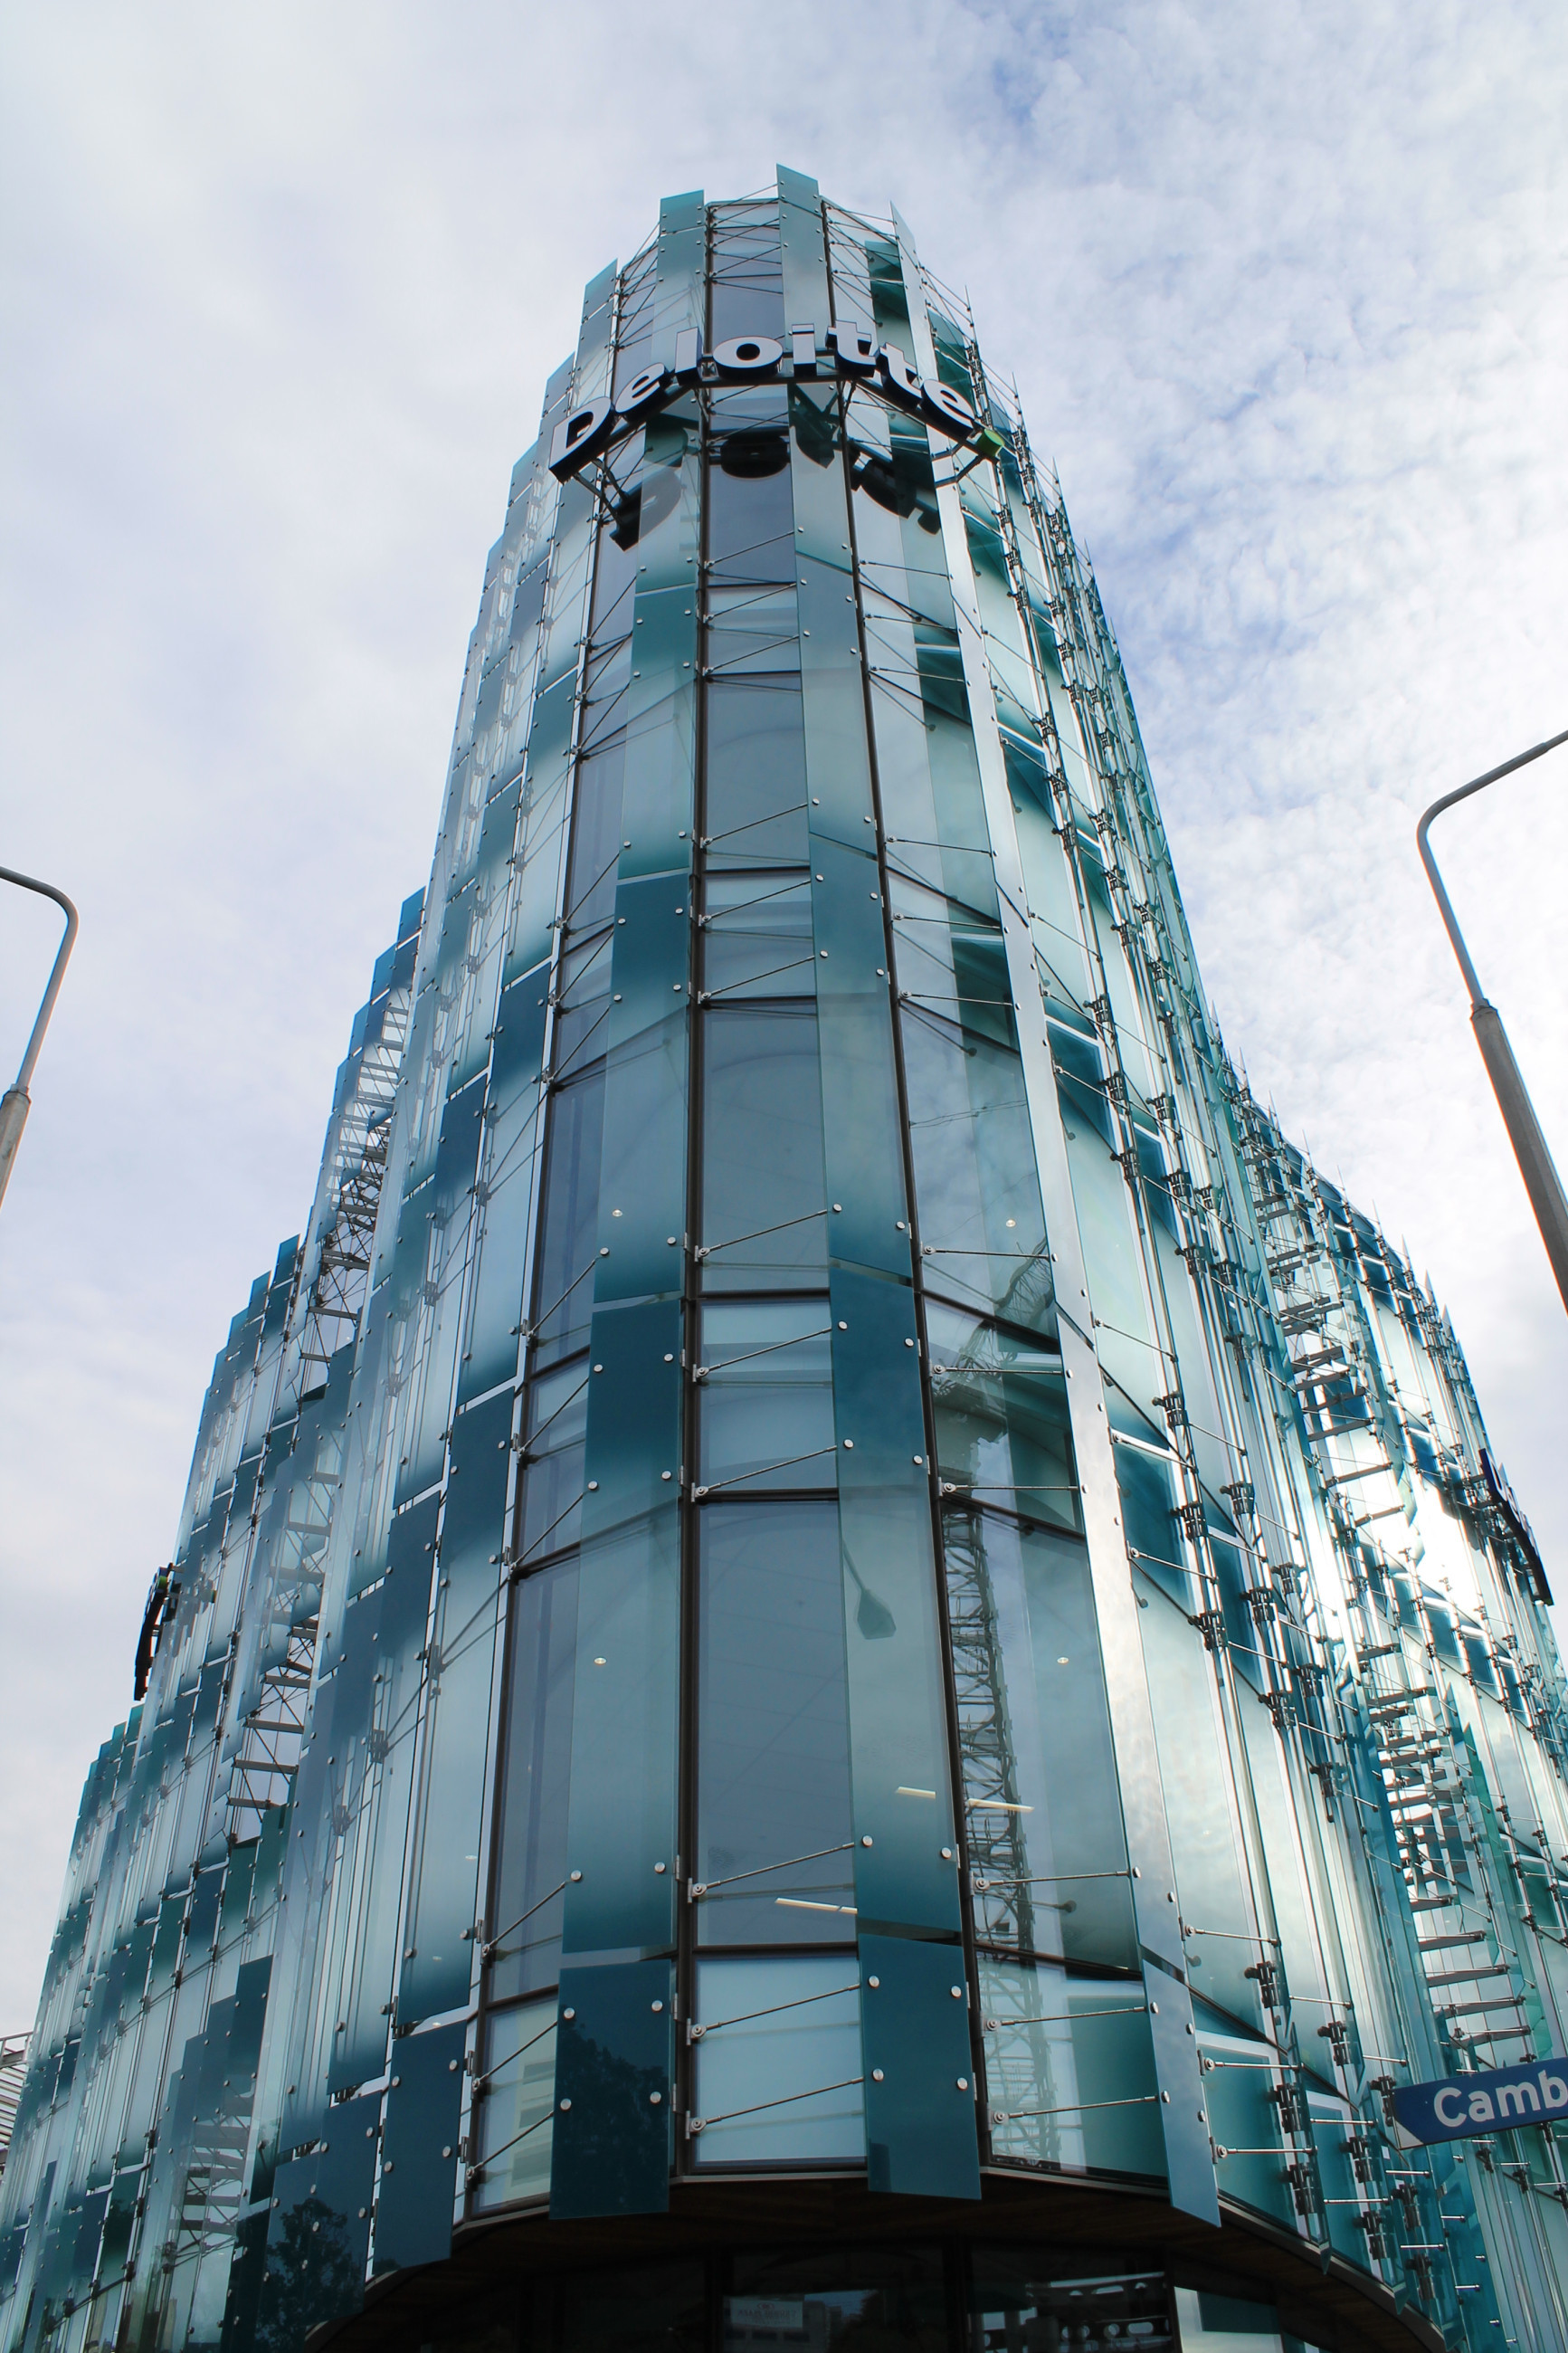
[1136,1581,1262,2029]
[977,1953,1163,2182]
[331,1497,432,2092]
[832,1269,959,1938]
[700,1009,828,1288]
[552,923,614,1073]
[1115,1441,1190,1605]
[375,2021,466,2273]
[708,405,795,584]
[518,1355,587,1566]
[692,1955,863,2164]
[595,878,689,1305]
[927,1304,1080,1536]
[942,1510,1136,1971]
[897,885,1050,1329]
[812,839,908,1281]
[859,1933,980,2198]
[703,681,810,868]
[397,1388,512,2026]
[560,1300,681,1958]
[457,979,546,1407]
[549,1957,673,2219]
[473,1995,556,2210]
[531,1066,605,1366]
[258,2089,378,2338]
[698,1304,836,1498]
[565,738,627,931]
[488,1554,578,2003]
[701,872,815,1001]
[696,1502,853,1943]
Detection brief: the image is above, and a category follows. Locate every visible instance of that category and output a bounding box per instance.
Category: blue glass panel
[859,1934,979,2198]
[698,1304,836,1498]
[549,1957,673,2219]
[943,1510,1136,1972]
[473,1996,556,2210]
[696,1502,853,1944]
[703,681,810,868]
[258,2089,378,2337]
[691,1956,863,2164]
[700,1008,827,1289]
[488,1555,578,2003]
[531,1067,605,1366]
[560,1301,681,1958]
[397,1388,512,2027]
[375,2021,466,2274]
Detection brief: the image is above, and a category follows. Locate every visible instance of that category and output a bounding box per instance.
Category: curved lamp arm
[1415,729,1568,1316]
[0,864,81,1209]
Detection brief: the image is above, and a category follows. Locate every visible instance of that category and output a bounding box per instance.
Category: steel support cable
[689,1842,854,1900]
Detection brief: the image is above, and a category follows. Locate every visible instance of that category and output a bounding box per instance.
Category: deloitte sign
[548,320,997,483]
[1393,2056,1568,2144]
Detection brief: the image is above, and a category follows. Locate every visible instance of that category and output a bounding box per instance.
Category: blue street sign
[1393,2056,1568,2144]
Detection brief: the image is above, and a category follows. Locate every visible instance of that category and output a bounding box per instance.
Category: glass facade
[4,175,1567,2353]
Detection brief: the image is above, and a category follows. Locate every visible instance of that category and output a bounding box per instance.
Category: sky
[1,0,1563,2031]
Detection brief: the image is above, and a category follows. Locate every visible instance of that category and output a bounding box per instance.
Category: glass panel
[552,925,614,1072]
[1136,1582,1261,2029]
[550,1956,674,2219]
[704,681,810,868]
[927,1303,1081,1537]
[698,1302,836,1497]
[518,1357,589,1567]
[978,1953,1164,2180]
[859,1931,981,2198]
[969,2256,1175,2353]
[473,1996,556,2211]
[691,1956,863,2164]
[700,1009,828,1288]
[531,1067,605,1365]
[565,740,627,935]
[697,1502,854,1942]
[897,884,1051,1329]
[942,1510,1136,1970]
[1174,2286,1286,2351]
[727,2246,946,2353]
[489,1555,578,2002]
[374,2020,465,2274]
[701,872,815,1001]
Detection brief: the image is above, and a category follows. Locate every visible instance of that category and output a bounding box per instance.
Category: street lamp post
[1416,727,1568,1317]
[0,865,80,1210]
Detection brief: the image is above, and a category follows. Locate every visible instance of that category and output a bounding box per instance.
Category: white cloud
[1,0,1563,2023]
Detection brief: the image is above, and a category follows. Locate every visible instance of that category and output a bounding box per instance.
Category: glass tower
[5,173,1567,2353]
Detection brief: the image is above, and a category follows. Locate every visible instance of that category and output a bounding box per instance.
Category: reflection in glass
[698,1503,853,1943]
[942,1509,1133,1967]
[489,1555,577,2000]
[517,1359,587,1565]
[700,1010,828,1289]
[896,887,1051,1329]
[698,1303,836,1496]
[702,873,815,1002]
[532,1069,604,1363]
[704,681,809,869]
[969,2254,1175,2353]
[473,1997,556,2211]
[928,1306,1079,1537]
[727,2246,946,2353]
[979,1953,1164,2183]
[692,1956,863,2166]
